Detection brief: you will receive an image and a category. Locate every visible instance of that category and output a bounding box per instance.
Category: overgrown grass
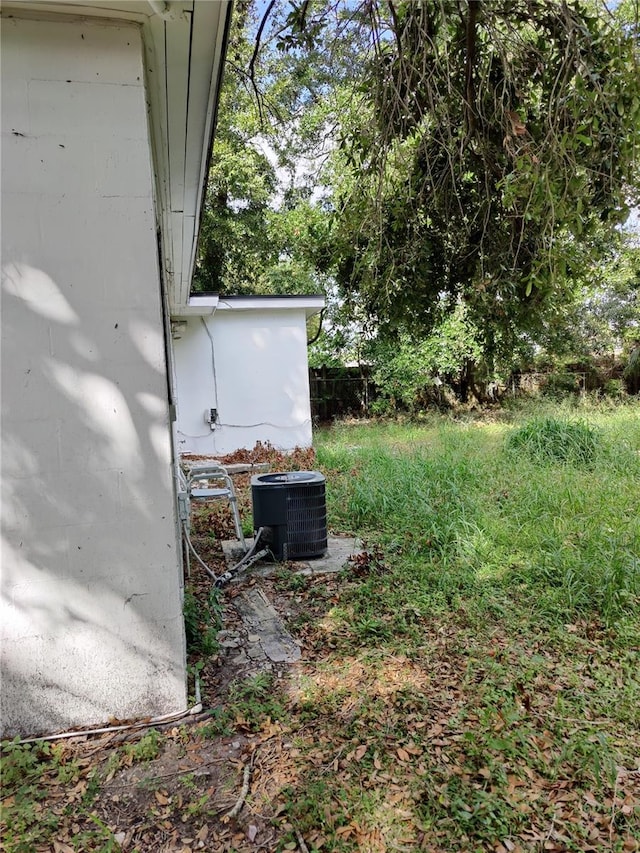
[505,416,601,465]
[317,401,640,625]
[275,401,640,851]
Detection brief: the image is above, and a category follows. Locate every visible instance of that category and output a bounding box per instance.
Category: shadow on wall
[1,262,186,737]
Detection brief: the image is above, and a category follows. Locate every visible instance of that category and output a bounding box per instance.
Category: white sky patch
[623,207,639,241]
[252,131,333,209]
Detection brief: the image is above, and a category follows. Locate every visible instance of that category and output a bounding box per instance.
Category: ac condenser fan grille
[285,483,327,559]
[251,471,328,561]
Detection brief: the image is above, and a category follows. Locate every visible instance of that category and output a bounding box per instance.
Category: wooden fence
[309,367,594,421]
[309,367,377,421]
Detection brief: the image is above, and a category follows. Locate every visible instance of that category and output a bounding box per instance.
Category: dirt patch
[95,735,250,851]
[87,555,343,852]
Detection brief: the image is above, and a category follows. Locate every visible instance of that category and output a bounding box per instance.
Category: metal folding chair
[185,463,246,551]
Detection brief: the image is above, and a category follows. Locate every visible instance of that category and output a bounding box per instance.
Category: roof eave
[175,293,326,319]
[143,2,232,312]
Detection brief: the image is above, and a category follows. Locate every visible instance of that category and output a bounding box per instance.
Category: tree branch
[464,0,480,138]
[247,0,276,126]
[223,761,252,821]
[248,0,276,83]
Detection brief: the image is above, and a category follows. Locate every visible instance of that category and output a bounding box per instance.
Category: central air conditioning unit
[251,471,327,561]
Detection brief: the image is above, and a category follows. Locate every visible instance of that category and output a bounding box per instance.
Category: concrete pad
[221,538,253,566]
[221,534,363,577]
[293,535,364,576]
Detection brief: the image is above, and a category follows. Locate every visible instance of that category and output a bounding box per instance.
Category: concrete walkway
[218,535,362,667]
[234,588,301,664]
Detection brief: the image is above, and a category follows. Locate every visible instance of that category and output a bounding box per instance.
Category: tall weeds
[316,403,640,624]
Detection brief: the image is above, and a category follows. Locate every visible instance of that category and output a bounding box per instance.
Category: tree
[364,301,488,410]
[193,0,336,295]
[320,0,640,360]
[193,1,278,293]
[570,234,640,357]
[195,0,639,403]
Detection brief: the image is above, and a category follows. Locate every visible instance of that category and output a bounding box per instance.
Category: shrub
[541,373,582,398]
[603,378,625,398]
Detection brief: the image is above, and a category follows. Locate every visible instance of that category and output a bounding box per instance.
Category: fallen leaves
[353,744,367,761]
[396,743,422,762]
[5,443,640,853]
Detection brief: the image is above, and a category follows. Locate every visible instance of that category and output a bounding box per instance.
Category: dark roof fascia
[195,292,325,300]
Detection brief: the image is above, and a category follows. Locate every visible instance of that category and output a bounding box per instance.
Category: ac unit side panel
[251,485,288,527]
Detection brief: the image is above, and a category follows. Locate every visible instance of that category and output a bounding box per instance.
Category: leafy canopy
[196,0,639,384]
[325,0,639,354]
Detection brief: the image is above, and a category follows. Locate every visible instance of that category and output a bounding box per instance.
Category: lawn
[2,399,639,852]
[304,399,640,851]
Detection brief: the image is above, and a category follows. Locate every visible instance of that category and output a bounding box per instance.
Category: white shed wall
[173,311,313,456]
[1,15,186,736]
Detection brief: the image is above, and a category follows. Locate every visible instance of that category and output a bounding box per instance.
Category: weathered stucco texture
[1,14,186,736]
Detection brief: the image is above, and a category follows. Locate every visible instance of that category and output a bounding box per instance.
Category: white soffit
[175,294,326,319]
[1,0,232,313]
[174,294,220,316]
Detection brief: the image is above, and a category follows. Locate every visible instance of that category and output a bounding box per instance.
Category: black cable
[307,308,325,345]
[201,316,219,411]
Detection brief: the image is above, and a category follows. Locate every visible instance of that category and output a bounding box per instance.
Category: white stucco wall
[1,15,186,736]
[173,310,314,456]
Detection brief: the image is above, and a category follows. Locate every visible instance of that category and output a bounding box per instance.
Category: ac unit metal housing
[251,471,327,561]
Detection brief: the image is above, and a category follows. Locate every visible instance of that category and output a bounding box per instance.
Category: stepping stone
[235,587,301,664]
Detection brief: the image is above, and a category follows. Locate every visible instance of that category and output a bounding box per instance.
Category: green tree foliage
[193,2,276,293]
[195,120,278,293]
[519,230,640,388]
[193,0,334,295]
[196,0,639,404]
[365,302,486,410]
[578,236,640,355]
[324,0,639,358]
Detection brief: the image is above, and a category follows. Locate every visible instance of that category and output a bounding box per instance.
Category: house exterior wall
[1,14,186,736]
[173,310,313,456]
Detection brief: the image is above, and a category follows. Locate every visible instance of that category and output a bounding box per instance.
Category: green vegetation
[4,402,638,852]
[122,729,162,764]
[505,417,602,465]
[193,0,335,296]
[183,585,222,656]
[226,673,289,731]
[325,2,639,346]
[198,673,289,738]
[317,402,640,626]
[196,0,640,408]
[271,400,639,850]
[1,738,118,852]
